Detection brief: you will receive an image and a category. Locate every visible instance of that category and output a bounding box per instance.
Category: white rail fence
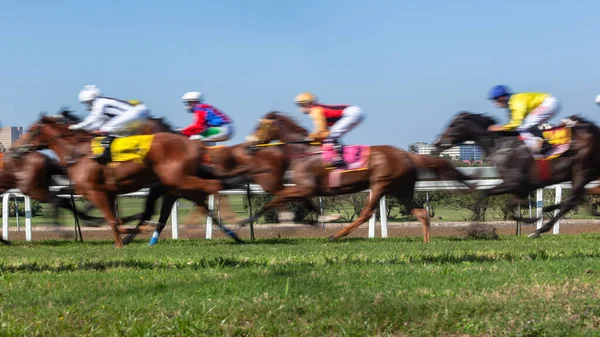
[2,167,598,241]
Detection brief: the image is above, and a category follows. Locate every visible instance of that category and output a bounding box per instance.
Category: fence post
[319,197,324,229]
[553,185,562,234]
[2,194,9,241]
[380,196,388,238]
[171,200,179,240]
[368,190,376,238]
[206,194,214,240]
[536,189,544,230]
[246,184,255,241]
[25,196,32,241]
[13,194,19,232]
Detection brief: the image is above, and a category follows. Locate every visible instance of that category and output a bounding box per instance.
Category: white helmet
[182,91,205,103]
[78,85,102,103]
[595,94,600,105]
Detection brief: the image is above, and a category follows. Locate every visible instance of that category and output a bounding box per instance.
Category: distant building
[0,126,24,148]
[409,141,484,161]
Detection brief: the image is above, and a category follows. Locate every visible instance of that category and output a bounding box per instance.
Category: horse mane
[456,111,498,127]
[149,116,176,133]
[567,114,596,126]
[265,111,309,136]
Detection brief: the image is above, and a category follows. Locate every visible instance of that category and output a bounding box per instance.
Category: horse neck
[45,132,88,167]
[460,126,504,157]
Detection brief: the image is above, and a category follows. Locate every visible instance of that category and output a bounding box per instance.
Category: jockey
[180,92,233,146]
[294,92,365,167]
[487,85,560,157]
[68,85,150,163]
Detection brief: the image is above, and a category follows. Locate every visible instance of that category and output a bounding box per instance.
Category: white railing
[2,167,598,241]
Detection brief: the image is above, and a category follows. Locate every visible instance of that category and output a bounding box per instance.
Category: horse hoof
[148,237,159,246]
[328,235,337,242]
[528,232,541,239]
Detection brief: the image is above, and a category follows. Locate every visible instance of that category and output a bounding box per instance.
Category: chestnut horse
[123,138,330,245]
[16,115,243,247]
[239,111,475,242]
[6,110,188,230]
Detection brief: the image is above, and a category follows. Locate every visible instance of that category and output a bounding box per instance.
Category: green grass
[2,235,600,336]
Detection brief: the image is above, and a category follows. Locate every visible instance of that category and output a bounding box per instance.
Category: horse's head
[15,115,77,153]
[434,111,497,151]
[246,111,309,144]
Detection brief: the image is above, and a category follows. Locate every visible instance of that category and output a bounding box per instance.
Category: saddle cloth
[91,135,154,163]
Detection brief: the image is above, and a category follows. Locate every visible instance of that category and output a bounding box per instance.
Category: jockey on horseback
[68,85,150,164]
[487,85,560,158]
[294,92,365,167]
[180,92,233,146]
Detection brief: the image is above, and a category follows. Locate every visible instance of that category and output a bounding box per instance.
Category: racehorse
[6,110,180,230]
[434,112,600,237]
[122,136,329,245]
[238,111,476,243]
[16,115,244,247]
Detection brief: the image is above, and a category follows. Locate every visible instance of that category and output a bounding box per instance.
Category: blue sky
[2,0,599,148]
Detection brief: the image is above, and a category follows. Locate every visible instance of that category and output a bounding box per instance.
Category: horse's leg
[122,185,168,245]
[544,185,600,216]
[86,192,124,247]
[185,192,243,243]
[329,185,386,241]
[148,193,178,246]
[289,199,321,226]
[470,180,526,220]
[86,192,153,248]
[529,174,590,238]
[507,195,540,224]
[394,190,430,243]
[238,186,313,226]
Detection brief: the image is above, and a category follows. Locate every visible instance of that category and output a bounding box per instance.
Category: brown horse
[16,115,243,247]
[123,137,331,245]
[239,111,475,242]
[434,112,600,238]
[5,110,183,229]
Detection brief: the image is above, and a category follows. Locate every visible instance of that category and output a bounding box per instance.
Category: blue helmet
[488,85,512,100]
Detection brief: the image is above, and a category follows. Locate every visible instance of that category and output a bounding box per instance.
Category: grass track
[2,235,600,336]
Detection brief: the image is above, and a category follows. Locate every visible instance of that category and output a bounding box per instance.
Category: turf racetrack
[2,235,600,336]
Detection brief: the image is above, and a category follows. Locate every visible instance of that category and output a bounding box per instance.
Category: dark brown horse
[434,112,600,238]
[239,111,475,242]
[16,115,243,247]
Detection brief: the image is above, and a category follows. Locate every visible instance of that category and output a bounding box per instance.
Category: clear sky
[1,0,599,148]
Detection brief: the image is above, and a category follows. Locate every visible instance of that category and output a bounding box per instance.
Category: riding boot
[540,140,552,155]
[93,136,115,165]
[332,143,345,167]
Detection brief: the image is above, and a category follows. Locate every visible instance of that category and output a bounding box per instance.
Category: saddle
[530,126,572,161]
[321,143,370,187]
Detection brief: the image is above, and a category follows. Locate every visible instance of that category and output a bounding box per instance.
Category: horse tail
[406,153,475,190]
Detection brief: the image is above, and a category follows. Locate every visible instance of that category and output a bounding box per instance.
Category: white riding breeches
[328,106,365,140]
[516,96,560,149]
[99,104,150,135]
